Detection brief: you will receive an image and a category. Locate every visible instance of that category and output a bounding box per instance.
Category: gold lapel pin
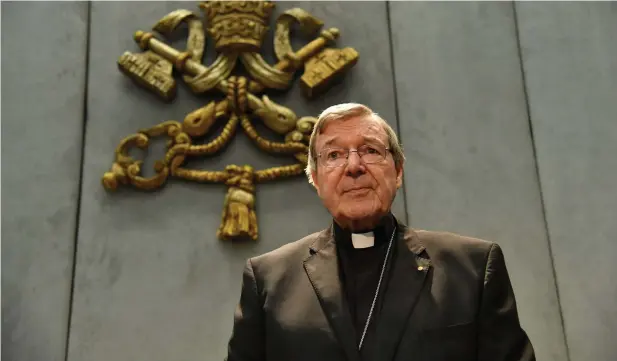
[416,258,431,272]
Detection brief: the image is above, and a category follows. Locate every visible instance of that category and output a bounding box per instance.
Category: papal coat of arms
[102,1,359,241]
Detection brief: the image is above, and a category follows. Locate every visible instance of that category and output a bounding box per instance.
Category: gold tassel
[217,165,258,241]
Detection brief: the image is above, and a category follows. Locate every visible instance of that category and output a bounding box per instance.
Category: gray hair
[305,103,406,185]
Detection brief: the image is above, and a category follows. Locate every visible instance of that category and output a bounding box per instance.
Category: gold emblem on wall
[102,1,359,241]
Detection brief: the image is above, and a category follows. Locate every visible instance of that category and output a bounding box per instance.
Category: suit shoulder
[249,229,325,269]
[415,229,494,248]
[245,230,326,287]
[414,229,495,263]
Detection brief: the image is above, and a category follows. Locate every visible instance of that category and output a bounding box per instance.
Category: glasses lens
[322,148,347,167]
[359,145,386,164]
[319,145,388,167]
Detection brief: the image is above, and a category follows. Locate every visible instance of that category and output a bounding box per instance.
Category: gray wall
[2,2,615,361]
[515,3,617,361]
[390,3,567,360]
[1,2,88,361]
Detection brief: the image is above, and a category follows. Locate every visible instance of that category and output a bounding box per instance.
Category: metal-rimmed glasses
[318,144,390,168]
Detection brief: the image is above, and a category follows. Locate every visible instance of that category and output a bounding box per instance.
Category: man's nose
[345,151,366,178]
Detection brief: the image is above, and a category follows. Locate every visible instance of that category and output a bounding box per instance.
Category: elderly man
[226,103,535,361]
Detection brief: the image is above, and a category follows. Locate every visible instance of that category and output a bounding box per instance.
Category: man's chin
[338,206,382,224]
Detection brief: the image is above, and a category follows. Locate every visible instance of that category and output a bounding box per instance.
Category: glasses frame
[317,144,391,168]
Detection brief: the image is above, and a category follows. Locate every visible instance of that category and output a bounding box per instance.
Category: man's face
[311,115,403,231]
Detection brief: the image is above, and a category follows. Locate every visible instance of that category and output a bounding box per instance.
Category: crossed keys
[102,1,359,242]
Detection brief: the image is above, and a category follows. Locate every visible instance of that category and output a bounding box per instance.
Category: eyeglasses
[318,144,390,168]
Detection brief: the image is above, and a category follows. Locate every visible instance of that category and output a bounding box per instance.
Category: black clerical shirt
[334,214,397,358]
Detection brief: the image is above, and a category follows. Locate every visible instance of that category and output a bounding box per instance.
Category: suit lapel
[303,228,361,361]
[370,225,431,361]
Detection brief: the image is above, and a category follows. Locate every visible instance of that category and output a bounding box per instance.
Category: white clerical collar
[351,231,375,249]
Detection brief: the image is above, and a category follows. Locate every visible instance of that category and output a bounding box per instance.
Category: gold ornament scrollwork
[240,53,294,90]
[152,9,205,84]
[274,8,324,64]
[104,1,359,241]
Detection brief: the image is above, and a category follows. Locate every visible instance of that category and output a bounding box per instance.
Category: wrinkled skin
[311,116,403,231]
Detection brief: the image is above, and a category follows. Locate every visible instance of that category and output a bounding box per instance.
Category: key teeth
[117,52,177,101]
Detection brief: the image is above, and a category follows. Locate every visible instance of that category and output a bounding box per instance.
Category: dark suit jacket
[226,222,535,361]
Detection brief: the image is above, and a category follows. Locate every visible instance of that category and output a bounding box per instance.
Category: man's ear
[396,164,403,189]
[311,170,320,193]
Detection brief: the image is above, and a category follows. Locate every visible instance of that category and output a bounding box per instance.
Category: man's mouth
[344,187,371,194]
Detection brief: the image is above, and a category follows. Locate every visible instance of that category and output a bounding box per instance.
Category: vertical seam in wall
[64,2,92,361]
[385,1,410,225]
[511,3,571,361]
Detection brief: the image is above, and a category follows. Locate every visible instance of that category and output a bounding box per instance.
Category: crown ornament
[200,0,275,53]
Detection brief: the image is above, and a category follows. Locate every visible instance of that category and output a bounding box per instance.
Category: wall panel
[67,2,401,360]
[516,3,617,361]
[388,2,568,360]
[1,2,89,361]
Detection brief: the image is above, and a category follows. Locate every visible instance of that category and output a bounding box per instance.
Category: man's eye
[327,151,341,159]
[364,146,380,155]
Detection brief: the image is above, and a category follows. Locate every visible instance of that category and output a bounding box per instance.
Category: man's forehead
[317,117,387,145]
[320,134,386,147]
[322,115,380,130]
